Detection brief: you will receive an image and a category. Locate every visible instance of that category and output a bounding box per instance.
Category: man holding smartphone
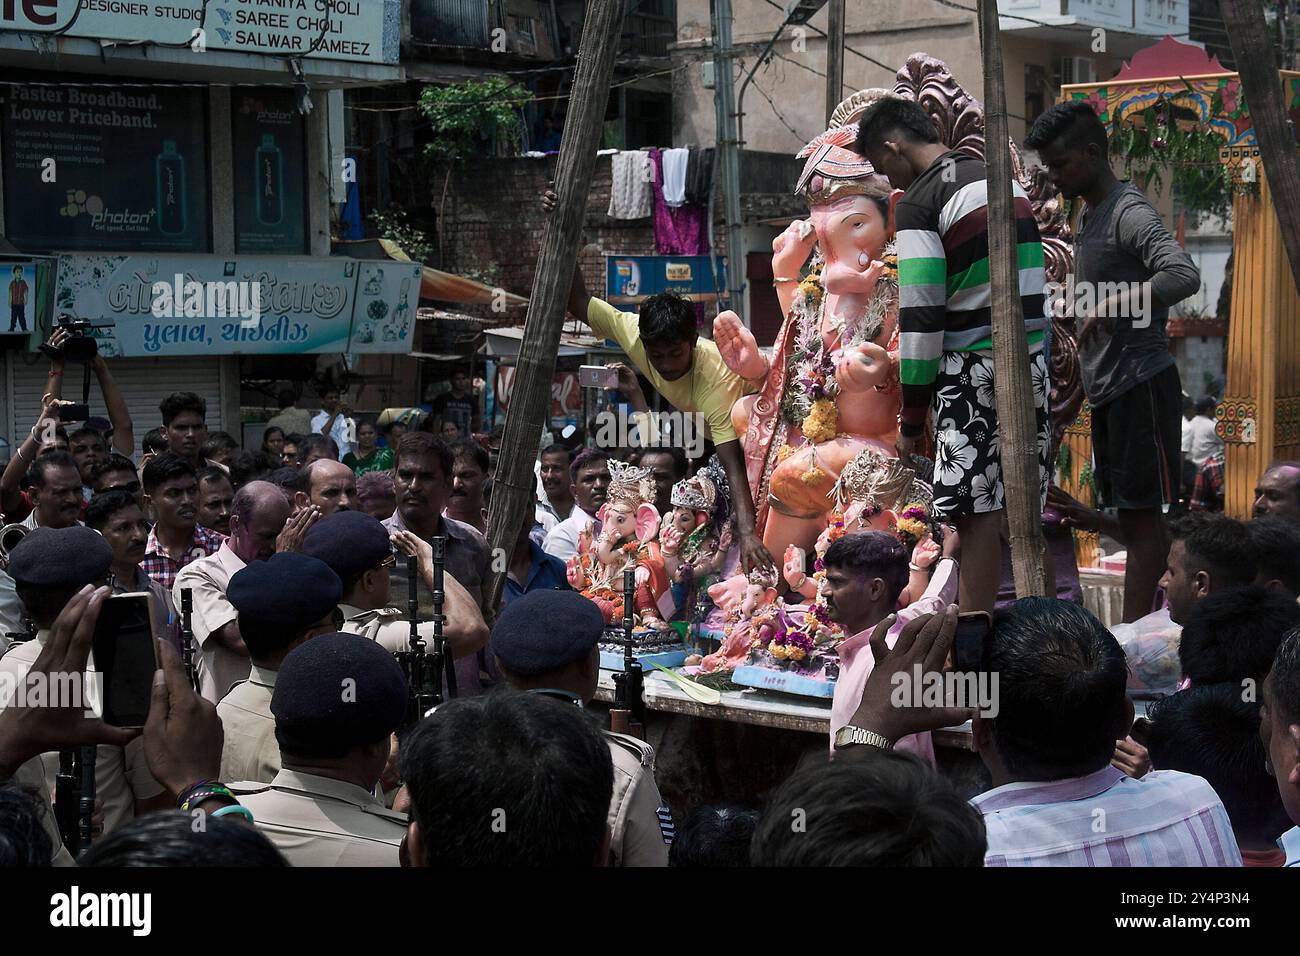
[0,527,169,844]
[823,531,958,758]
[544,188,774,575]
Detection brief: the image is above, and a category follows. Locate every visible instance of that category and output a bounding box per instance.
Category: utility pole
[1220,0,1300,294]
[825,0,845,124]
[483,0,627,610]
[713,0,746,322]
[977,0,1047,597]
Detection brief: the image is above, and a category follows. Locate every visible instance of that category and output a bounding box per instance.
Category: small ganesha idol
[566,459,674,628]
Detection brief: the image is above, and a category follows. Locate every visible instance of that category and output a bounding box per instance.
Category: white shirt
[542,507,598,562]
[311,410,356,459]
[1187,415,1223,467]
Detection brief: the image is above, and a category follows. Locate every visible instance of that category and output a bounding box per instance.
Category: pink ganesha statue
[712,88,906,566]
[566,460,674,628]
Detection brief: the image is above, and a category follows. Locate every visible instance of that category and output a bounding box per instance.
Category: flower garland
[894,502,931,548]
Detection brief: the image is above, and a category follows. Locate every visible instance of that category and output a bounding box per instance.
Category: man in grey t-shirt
[1028,101,1200,623]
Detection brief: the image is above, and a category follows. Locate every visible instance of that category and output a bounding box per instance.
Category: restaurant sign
[54,254,420,356]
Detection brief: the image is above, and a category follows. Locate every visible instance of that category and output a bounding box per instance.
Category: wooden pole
[824,0,845,125]
[1220,0,1300,295]
[977,0,1047,597]
[483,0,627,611]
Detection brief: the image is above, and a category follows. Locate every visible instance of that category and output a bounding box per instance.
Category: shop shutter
[8,355,224,454]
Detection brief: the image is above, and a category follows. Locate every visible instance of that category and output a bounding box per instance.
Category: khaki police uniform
[8,754,75,866]
[338,602,444,655]
[605,730,673,867]
[0,630,165,842]
[216,664,280,784]
[174,542,252,703]
[228,768,407,866]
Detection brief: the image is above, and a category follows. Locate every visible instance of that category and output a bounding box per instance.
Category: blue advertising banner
[53,254,421,356]
[604,254,725,305]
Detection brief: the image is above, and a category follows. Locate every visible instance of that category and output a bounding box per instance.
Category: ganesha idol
[713,88,905,566]
[566,460,675,628]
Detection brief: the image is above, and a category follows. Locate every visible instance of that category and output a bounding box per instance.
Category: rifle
[180,587,198,693]
[55,745,99,858]
[431,535,456,699]
[77,744,96,857]
[609,568,645,737]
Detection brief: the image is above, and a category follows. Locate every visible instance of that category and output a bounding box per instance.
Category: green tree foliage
[418,77,534,161]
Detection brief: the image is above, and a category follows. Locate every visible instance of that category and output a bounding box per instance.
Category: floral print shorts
[930,349,1051,519]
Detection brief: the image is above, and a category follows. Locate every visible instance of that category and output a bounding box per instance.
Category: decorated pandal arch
[1056,36,1300,550]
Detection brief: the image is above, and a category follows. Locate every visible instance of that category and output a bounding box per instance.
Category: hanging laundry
[607,150,654,219]
[661,147,690,207]
[650,147,708,256]
[684,147,716,205]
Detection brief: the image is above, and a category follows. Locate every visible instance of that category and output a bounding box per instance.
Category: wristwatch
[833,725,894,751]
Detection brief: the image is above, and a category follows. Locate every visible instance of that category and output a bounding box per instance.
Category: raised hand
[712,311,768,380]
[910,534,941,572]
[660,523,683,556]
[391,529,432,574]
[783,544,807,590]
[143,641,222,798]
[771,218,816,273]
[275,505,321,553]
[0,586,138,780]
[847,606,976,746]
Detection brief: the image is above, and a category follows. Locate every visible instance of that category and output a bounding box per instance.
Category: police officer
[217,553,341,783]
[226,632,409,866]
[0,527,167,860]
[301,510,487,664]
[490,590,674,866]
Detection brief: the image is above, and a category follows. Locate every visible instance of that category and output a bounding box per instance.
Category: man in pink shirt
[825,530,959,758]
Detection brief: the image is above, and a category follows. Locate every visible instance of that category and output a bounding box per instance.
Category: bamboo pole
[824,0,845,125]
[483,0,627,610]
[1219,0,1300,295]
[978,0,1047,596]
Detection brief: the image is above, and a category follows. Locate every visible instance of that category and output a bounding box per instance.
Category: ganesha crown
[605,459,656,508]
[670,474,716,512]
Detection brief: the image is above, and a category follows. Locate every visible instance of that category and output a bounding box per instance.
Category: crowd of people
[0,94,1299,871]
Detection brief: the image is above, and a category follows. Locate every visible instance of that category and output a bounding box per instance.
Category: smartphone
[578,365,619,389]
[91,592,160,728]
[953,610,993,672]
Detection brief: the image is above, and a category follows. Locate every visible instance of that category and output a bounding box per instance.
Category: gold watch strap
[834,725,894,751]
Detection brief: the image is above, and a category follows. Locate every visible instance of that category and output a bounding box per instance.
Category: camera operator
[41,325,135,460]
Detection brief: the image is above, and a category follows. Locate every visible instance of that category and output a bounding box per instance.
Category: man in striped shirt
[855,97,1051,614]
[971,598,1240,866]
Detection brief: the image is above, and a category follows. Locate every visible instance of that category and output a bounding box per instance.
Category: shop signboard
[604,254,725,305]
[2,85,210,253]
[231,88,309,255]
[0,0,401,65]
[53,253,421,356]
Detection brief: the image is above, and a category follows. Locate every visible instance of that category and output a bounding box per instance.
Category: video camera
[38,314,116,422]
[39,314,114,364]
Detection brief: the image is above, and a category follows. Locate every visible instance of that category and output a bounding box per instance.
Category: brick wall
[425,154,756,326]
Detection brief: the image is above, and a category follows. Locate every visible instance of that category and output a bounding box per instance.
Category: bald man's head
[298,459,357,515]
[230,480,292,562]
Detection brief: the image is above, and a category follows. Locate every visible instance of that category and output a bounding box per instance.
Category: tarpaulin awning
[481,324,616,358]
[332,239,529,308]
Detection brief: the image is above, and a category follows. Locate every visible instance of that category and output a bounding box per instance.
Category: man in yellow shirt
[545,188,773,573]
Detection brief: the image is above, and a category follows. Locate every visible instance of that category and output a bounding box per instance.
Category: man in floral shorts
[855,96,1051,613]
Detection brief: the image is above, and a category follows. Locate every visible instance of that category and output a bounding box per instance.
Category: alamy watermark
[1044,276,1153,329]
[889,664,999,718]
[592,407,706,460]
[151,274,262,328]
[0,668,100,716]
